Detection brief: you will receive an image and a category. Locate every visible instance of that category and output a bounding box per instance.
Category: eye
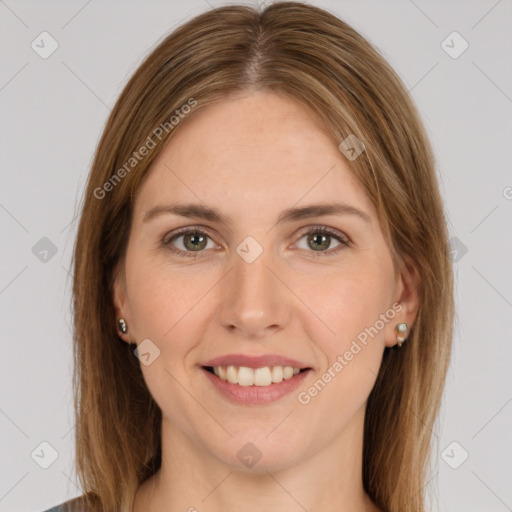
[295,226,350,258]
[162,227,218,258]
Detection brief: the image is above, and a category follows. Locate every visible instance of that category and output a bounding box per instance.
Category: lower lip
[201,367,311,405]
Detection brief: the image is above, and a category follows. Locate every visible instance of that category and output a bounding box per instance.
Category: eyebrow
[142,201,371,226]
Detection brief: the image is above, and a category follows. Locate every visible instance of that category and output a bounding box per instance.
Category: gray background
[1,0,511,511]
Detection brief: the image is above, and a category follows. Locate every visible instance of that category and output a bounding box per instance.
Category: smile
[206,364,305,386]
[202,365,312,405]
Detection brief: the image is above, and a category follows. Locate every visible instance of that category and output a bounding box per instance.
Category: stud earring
[118,318,128,334]
[395,322,408,347]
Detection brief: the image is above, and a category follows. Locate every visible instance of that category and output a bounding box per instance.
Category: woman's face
[113,91,418,471]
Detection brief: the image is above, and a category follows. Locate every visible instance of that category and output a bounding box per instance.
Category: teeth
[254,367,272,386]
[238,366,254,387]
[226,365,238,384]
[212,365,303,386]
[218,366,227,381]
[271,366,283,383]
[283,366,294,380]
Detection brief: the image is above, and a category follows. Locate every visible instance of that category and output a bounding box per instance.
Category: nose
[216,240,291,340]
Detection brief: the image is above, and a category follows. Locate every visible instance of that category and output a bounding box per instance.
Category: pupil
[310,233,329,251]
[185,233,206,251]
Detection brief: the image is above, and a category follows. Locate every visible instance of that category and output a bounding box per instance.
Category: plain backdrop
[1,1,511,511]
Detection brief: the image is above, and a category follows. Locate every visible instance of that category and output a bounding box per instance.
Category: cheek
[301,260,395,352]
[293,259,395,422]
[125,258,210,424]
[294,271,392,431]
[124,252,207,356]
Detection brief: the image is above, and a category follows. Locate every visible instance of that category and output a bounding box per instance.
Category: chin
[205,428,310,473]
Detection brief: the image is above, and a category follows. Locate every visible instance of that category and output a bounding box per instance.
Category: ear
[385,255,421,348]
[112,260,131,344]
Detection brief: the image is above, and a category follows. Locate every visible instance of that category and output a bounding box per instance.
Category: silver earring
[118,318,128,334]
[395,322,408,347]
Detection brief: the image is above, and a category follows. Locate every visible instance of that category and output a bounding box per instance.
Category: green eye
[163,228,213,258]
[296,227,350,258]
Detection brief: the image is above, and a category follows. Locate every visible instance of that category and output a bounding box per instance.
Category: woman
[44,2,454,511]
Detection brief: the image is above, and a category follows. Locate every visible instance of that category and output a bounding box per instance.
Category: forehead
[134,91,374,221]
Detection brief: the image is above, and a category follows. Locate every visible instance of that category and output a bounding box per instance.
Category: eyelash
[161,225,351,259]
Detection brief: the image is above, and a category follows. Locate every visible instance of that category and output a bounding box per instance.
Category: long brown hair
[70,2,454,511]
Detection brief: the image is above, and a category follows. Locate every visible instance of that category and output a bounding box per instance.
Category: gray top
[41,497,86,512]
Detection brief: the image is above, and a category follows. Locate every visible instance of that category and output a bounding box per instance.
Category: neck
[133,404,381,512]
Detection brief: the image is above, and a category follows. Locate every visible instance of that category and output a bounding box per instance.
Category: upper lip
[202,353,312,369]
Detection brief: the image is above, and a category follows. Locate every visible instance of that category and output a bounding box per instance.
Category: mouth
[201,364,312,405]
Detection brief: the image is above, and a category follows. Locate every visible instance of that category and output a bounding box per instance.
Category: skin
[113,90,420,512]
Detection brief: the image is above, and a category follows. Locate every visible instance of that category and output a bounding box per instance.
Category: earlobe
[386,256,421,348]
[117,318,128,334]
[112,262,131,344]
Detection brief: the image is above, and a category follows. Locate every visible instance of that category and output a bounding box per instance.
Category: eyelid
[161,225,217,245]
[295,224,351,243]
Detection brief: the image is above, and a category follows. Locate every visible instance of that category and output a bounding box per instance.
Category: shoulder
[41,494,91,512]
[41,506,65,512]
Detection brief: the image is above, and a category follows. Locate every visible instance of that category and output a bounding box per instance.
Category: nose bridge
[235,244,273,300]
[218,235,289,336]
